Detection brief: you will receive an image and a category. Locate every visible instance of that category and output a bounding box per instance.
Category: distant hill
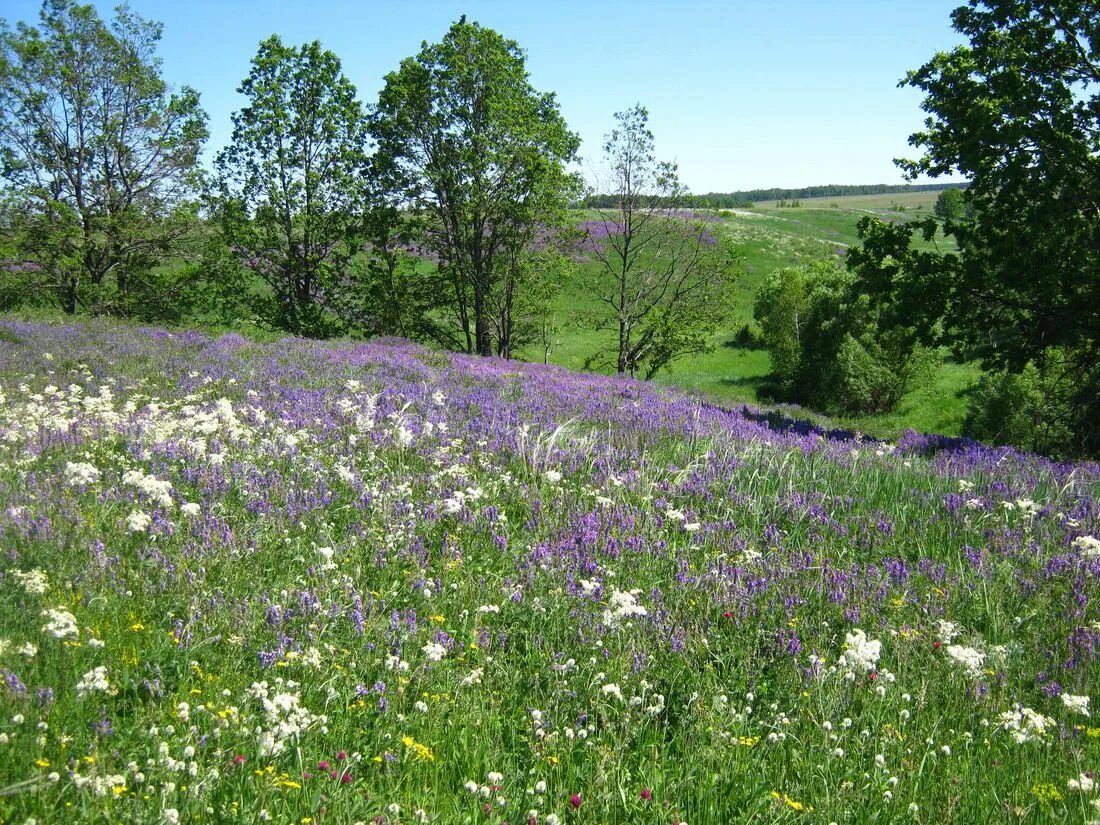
[582,182,967,210]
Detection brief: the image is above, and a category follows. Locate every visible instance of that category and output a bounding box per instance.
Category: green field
[517,194,975,442]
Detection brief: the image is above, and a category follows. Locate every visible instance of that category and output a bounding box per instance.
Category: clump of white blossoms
[1072,535,1100,559]
[126,510,152,533]
[459,668,484,687]
[838,629,881,675]
[11,569,49,595]
[601,683,624,702]
[249,680,323,757]
[75,666,112,698]
[1061,693,1090,716]
[997,705,1055,743]
[945,644,986,678]
[602,589,648,629]
[422,642,447,662]
[384,655,409,672]
[544,469,562,484]
[936,620,960,643]
[41,607,79,640]
[122,468,173,508]
[1067,772,1096,793]
[63,461,100,486]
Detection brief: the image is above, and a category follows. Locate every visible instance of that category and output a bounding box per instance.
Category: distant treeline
[582,182,968,209]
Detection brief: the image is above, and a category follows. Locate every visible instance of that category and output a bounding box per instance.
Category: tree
[0,0,207,315]
[370,17,581,357]
[214,36,368,337]
[898,0,1100,454]
[932,187,965,223]
[582,104,737,378]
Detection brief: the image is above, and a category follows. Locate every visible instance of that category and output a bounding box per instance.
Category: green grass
[518,204,972,439]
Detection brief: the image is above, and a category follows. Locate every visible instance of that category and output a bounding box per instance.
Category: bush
[963,357,1086,458]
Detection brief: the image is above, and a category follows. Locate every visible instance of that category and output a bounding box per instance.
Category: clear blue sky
[1,0,968,192]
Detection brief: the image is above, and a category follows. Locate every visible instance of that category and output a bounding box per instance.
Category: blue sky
[1,0,968,192]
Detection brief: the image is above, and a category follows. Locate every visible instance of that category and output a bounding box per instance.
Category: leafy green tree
[0,0,207,315]
[898,0,1100,454]
[214,36,368,337]
[755,252,934,414]
[583,105,738,378]
[754,264,815,393]
[932,187,966,223]
[370,17,581,357]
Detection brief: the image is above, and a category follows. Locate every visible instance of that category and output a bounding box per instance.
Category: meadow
[519,191,976,441]
[0,318,1097,824]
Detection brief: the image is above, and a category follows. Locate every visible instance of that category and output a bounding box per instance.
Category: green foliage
[754,256,934,415]
[370,18,581,357]
[0,0,208,316]
[583,105,738,378]
[933,187,966,222]
[899,0,1100,455]
[213,36,368,338]
[964,351,1098,459]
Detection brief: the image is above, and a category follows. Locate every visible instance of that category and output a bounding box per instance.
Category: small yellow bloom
[34,758,50,768]
[130,623,145,632]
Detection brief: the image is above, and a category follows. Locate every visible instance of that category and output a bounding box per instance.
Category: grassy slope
[518,191,977,442]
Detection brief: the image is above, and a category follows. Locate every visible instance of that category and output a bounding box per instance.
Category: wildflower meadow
[0,318,1097,824]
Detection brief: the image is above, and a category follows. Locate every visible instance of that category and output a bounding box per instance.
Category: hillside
[523,193,975,440]
[1,318,1097,823]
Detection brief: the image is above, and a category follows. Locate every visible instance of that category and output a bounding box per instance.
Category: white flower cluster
[936,620,960,643]
[384,654,410,672]
[11,568,49,595]
[41,607,79,640]
[838,629,881,675]
[122,469,173,508]
[1067,772,1095,793]
[459,668,483,687]
[126,510,152,533]
[602,589,648,629]
[72,772,126,796]
[422,642,447,662]
[64,461,101,486]
[1062,693,1091,716]
[249,680,323,757]
[997,704,1055,743]
[1072,535,1100,559]
[945,645,986,678]
[75,666,111,697]
[601,683,624,702]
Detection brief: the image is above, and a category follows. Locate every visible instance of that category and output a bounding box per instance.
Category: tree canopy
[213,36,368,337]
[892,0,1100,454]
[370,18,581,357]
[0,0,207,316]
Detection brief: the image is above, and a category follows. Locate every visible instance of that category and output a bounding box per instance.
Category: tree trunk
[473,288,492,357]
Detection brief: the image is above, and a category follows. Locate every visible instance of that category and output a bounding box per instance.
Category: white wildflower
[1072,535,1100,559]
[126,510,152,533]
[945,645,985,678]
[41,608,79,640]
[1068,772,1096,793]
[997,705,1055,743]
[602,589,648,629]
[64,461,100,486]
[838,629,881,674]
[75,666,111,698]
[1061,694,1090,716]
[422,642,446,662]
[11,569,49,595]
[601,683,624,702]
